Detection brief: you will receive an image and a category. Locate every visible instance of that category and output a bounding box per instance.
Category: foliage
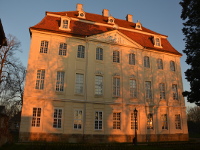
[187,106,200,134]
[180,0,200,106]
[0,34,25,117]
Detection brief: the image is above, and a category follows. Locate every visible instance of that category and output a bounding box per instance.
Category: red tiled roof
[30,11,181,56]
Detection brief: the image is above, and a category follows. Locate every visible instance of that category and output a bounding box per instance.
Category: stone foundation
[19,132,189,143]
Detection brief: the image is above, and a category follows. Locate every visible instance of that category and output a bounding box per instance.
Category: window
[62,20,68,29]
[75,73,84,94]
[145,81,152,99]
[74,110,82,129]
[40,41,48,53]
[59,43,67,56]
[31,108,41,127]
[130,79,137,98]
[53,108,62,128]
[77,45,85,58]
[56,71,65,92]
[157,59,163,69]
[129,53,135,65]
[113,77,120,97]
[155,38,161,47]
[172,84,178,100]
[95,111,103,130]
[161,114,168,129]
[147,113,153,129]
[113,112,121,129]
[35,70,45,89]
[131,113,138,129]
[96,47,103,60]
[113,51,120,63]
[159,83,165,100]
[170,61,175,71]
[175,114,181,129]
[144,56,150,68]
[95,75,103,95]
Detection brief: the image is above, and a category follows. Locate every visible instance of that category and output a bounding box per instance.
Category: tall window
[95,111,103,130]
[40,41,48,53]
[113,112,121,129]
[172,84,178,100]
[113,77,120,97]
[145,81,152,99]
[62,20,68,29]
[131,113,138,129]
[159,83,165,100]
[147,113,153,129]
[35,70,45,90]
[31,108,41,127]
[129,53,135,65]
[161,114,168,129]
[157,59,163,69]
[95,75,103,95]
[59,43,67,56]
[175,114,181,129]
[113,50,120,63]
[130,79,137,98]
[56,71,65,92]
[77,45,85,58]
[74,110,82,129]
[96,47,103,60]
[170,61,175,71]
[144,56,150,68]
[75,73,84,94]
[53,108,62,128]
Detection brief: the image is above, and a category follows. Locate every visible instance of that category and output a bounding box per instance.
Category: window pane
[129,53,135,65]
[35,70,45,89]
[77,45,85,58]
[56,71,65,91]
[95,75,103,95]
[75,74,84,94]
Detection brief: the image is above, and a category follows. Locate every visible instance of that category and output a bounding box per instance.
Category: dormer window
[78,10,86,19]
[153,36,162,48]
[108,16,115,24]
[135,20,142,30]
[59,16,71,31]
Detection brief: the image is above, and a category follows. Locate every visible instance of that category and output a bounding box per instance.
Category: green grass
[1,142,200,150]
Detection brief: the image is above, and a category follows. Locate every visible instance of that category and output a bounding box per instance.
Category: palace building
[20,4,188,142]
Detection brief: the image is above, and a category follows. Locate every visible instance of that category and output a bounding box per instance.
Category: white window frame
[159,83,165,100]
[145,81,152,99]
[95,75,103,96]
[113,50,120,63]
[59,43,67,56]
[35,69,45,90]
[113,77,120,97]
[94,111,103,130]
[113,112,121,129]
[96,47,103,60]
[31,108,41,127]
[77,45,85,58]
[59,16,71,31]
[40,41,48,53]
[172,84,178,100]
[130,79,137,98]
[161,114,168,130]
[75,73,84,94]
[175,114,181,129]
[144,56,150,68]
[129,53,135,65]
[154,36,162,48]
[147,113,153,129]
[53,108,62,128]
[56,71,65,92]
[74,110,83,129]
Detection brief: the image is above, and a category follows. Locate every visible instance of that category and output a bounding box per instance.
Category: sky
[0,0,195,107]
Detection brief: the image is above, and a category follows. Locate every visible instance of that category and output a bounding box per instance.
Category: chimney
[76,3,83,11]
[102,9,109,17]
[126,14,133,22]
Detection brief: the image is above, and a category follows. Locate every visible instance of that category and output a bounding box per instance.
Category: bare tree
[187,106,200,134]
[0,34,25,117]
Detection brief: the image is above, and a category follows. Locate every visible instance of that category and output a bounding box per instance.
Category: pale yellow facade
[20,4,188,142]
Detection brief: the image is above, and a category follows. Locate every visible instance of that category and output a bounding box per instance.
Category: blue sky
[0,0,194,106]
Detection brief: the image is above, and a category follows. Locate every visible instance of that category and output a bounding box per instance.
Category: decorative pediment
[88,30,142,48]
